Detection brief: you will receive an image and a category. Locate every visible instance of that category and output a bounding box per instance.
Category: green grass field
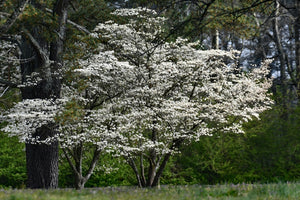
[1,182,300,200]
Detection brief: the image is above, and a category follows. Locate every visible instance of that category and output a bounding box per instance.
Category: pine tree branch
[0,0,29,34]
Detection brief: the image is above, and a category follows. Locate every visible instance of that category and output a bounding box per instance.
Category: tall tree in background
[0,0,69,189]
[0,0,112,189]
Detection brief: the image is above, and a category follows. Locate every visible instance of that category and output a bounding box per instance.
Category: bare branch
[0,86,10,97]
[67,20,91,34]
[21,28,53,81]
[21,28,48,64]
[45,7,91,34]
[0,34,21,47]
[128,157,143,187]
[0,12,10,17]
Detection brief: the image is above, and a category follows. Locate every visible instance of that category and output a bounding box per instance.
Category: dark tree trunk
[295,1,300,97]
[19,0,69,189]
[20,32,61,188]
[25,126,59,188]
[273,0,288,109]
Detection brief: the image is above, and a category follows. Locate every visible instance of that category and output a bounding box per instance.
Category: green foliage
[0,89,21,110]
[58,151,136,188]
[243,105,300,182]
[0,88,25,188]
[176,104,300,184]
[1,0,299,189]
[0,126,26,188]
[85,156,136,187]
[177,132,246,185]
[69,0,112,30]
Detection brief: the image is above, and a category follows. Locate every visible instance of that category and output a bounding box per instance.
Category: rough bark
[295,1,300,97]
[20,31,60,188]
[25,125,59,188]
[20,0,69,189]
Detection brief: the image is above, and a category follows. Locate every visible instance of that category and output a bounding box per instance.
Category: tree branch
[21,27,53,81]
[140,152,146,186]
[152,153,171,187]
[83,148,101,182]
[62,148,81,178]
[0,78,18,88]
[0,86,10,97]
[45,8,91,34]
[21,28,48,64]
[0,12,10,17]
[128,157,143,187]
[67,20,91,34]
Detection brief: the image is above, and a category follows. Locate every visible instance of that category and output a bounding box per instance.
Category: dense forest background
[1,0,300,188]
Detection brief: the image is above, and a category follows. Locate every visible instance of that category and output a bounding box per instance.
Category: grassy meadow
[1,182,300,200]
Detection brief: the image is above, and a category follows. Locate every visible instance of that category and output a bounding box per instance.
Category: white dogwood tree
[1,8,273,188]
[77,8,273,187]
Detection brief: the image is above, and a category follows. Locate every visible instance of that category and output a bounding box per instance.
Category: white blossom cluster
[0,39,43,95]
[1,98,66,144]
[1,8,273,160]
[72,8,273,158]
[0,40,21,93]
[112,7,157,17]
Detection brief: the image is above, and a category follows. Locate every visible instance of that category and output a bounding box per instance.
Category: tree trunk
[152,153,171,187]
[26,126,59,188]
[75,175,86,190]
[295,1,300,97]
[20,32,60,188]
[128,158,143,188]
[20,0,69,189]
[273,0,288,107]
[211,29,219,49]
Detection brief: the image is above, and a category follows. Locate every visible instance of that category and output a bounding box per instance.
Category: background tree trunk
[19,0,69,189]
[20,34,60,188]
[273,0,288,107]
[295,1,300,97]
[25,127,59,188]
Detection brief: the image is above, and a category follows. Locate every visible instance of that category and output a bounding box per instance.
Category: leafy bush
[176,105,300,184]
[0,128,26,188]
